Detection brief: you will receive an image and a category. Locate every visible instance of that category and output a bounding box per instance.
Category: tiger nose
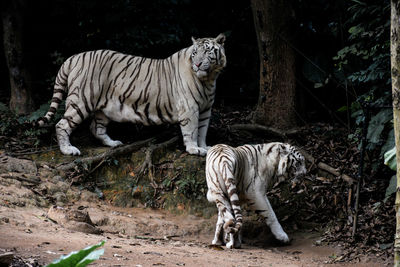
[195,62,202,67]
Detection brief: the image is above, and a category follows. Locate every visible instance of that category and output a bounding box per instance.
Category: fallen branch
[229,124,354,184]
[57,137,157,172]
[229,124,301,138]
[0,173,40,184]
[301,150,355,185]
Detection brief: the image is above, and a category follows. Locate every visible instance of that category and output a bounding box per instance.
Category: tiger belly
[101,102,178,125]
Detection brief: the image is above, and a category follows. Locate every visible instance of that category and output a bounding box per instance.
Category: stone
[0,252,14,266]
[0,155,37,174]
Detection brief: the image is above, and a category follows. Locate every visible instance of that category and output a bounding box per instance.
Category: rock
[53,192,67,204]
[0,217,10,224]
[51,175,64,183]
[0,155,37,174]
[46,206,102,234]
[66,189,81,201]
[67,221,103,234]
[55,181,69,193]
[0,252,14,266]
[38,181,69,196]
[80,190,99,202]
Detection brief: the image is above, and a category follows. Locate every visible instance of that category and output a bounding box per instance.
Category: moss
[30,144,216,217]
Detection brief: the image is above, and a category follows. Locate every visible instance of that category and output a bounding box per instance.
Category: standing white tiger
[37,34,226,156]
[205,142,306,249]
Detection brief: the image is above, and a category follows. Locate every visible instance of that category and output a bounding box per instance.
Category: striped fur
[37,34,226,156]
[205,142,306,249]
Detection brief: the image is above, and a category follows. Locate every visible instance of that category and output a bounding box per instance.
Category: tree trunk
[1,0,34,115]
[391,1,400,265]
[250,0,297,129]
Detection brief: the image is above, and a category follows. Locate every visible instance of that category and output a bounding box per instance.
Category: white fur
[205,142,306,248]
[39,34,226,156]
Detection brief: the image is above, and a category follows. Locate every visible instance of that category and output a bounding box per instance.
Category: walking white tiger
[37,34,226,156]
[205,142,306,249]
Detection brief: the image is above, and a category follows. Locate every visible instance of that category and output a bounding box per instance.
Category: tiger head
[277,144,307,182]
[190,33,227,80]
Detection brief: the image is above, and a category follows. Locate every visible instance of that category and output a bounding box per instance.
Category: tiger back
[37,34,226,156]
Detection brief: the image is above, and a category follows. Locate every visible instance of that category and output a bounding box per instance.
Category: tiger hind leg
[214,198,237,249]
[90,111,122,147]
[56,116,82,156]
[212,211,224,246]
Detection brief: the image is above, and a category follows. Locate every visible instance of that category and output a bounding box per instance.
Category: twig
[300,150,355,185]
[57,137,157,172]
[7,147,58,157]
[134,234,180,241]
[229,123,301,138]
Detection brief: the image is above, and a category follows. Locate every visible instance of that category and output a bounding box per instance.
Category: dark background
[0,0,366,124]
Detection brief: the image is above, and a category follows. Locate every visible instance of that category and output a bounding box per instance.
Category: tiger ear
[278,154,288,176]
[191,36,197,44]
[277,144,289,176]
[215,33,226,45]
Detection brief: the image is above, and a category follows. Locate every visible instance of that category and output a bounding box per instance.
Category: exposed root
[229,123,301,138]
[57,137,157,172]
[136,136,179,183]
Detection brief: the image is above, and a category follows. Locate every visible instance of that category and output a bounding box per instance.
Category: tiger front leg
[179,112,208,156]
[249,192,290,244]
[197,108,212,150]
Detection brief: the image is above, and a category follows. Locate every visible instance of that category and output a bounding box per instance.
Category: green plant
[0,100,65,146]
[176,173,206,200]
[45,240,105,267]
[384,146,396,171]
[384,147,397,202]
[334,0,393,173]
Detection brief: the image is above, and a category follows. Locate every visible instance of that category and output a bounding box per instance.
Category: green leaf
[381,128,395,158]
[366,109,393,148]
[76,248,105,267]
[384,146,396,171]
[0,102,8,112]
[384,175,397,202]
[45,240,105,267]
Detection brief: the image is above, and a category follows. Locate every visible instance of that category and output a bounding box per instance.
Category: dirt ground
[0,197,388,267]
[0,132,392,267]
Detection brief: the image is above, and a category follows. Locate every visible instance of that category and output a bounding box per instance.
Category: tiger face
[191,33,226,80]
[278,144,307,181]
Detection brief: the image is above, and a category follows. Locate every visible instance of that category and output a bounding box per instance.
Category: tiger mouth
[194,69,209,79]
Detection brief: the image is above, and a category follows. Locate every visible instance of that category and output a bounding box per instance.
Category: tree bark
[391,1,400,265]
[1,0,34,115]
[250,0,297,129]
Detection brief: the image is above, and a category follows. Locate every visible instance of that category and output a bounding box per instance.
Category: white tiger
[37,34,226,156]
[205,142,307,249]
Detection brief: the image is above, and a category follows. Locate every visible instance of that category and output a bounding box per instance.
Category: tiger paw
[104,140,123,147]
[211,239,223,246]
[275,231,290,244]
[186,146,208,156]
[226,240,234,249]
[60,145,81,156]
